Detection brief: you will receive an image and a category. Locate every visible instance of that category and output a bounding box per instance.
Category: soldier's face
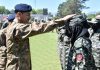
[20,12,31,23]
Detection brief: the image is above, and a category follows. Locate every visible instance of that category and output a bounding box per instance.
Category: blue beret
[7,14,15,21]
[15,4,32,12]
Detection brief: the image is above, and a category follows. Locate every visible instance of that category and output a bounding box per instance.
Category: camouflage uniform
[71,37,96,70]
[5,19,59,70]
[88,28,94,38]
[57,26,71,70]
[57,14,96,70]
[90,29,100,69]
[57,31,96,70]
[0,29,7,70]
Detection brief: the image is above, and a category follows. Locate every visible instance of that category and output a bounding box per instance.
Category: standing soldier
[0,29,6,70]
[0,14,15,70]
[57,15,96,70]
[90,15,100,70]
[57,25,71,70]
[1,14,15,29]
[5,3,75,70]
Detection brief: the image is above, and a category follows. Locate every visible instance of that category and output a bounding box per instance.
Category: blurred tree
[0,6,10,14]
[87,13,96,20]
[0,6,6,14]
[96,12,100,15]
[4,9,10,14]
[36,9,43,14]
[57,0,89,18]
[32,9,37,14]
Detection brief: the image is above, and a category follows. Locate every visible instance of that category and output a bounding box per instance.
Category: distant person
[1,14,15,29]
[0,14,15,70]
[5,3,75,70]
[90,15,100,70]
[0,28,6,70]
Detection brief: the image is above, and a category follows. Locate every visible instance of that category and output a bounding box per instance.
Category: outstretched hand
[55,14,76,22]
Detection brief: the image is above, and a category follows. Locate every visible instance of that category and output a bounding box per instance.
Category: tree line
[0,6,49,15]
[0,0,100,19]
[56,0,100,19]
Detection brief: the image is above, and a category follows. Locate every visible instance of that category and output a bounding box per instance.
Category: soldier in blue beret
[5,3,75,70]
[1,14,15,29]
[0,13,15,70]
[0,28,6,70]
[7,14,15,22]
[15,3,32,12]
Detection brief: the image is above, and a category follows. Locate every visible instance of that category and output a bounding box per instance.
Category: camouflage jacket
[57,26,71,70]
[67,37,96,70]
[5,19,61,70]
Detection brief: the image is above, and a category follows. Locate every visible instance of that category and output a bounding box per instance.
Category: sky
[0,0,100,15]
[0,0,65,15]
[83,0,100,14]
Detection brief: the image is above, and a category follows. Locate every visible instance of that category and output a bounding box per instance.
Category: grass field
[29,32,62,70]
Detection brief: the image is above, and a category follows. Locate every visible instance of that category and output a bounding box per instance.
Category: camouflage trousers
[5,54,32,70]
[92,47,100,70]
[57,44,70,70]
[0,46,7,70]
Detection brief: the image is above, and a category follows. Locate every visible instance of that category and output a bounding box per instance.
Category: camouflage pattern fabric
[57,29,96,70]
[5,19,60,70]
[66,37,96,70]
[57,26,71,70]
[88,28,94,38]
[57,14,96,70]
[90,29,100,69]
[0,29,7,70]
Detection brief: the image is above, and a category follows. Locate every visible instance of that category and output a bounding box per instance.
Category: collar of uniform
[13,18,18,23]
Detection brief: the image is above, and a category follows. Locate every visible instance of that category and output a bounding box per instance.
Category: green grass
[29,32,61,70]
